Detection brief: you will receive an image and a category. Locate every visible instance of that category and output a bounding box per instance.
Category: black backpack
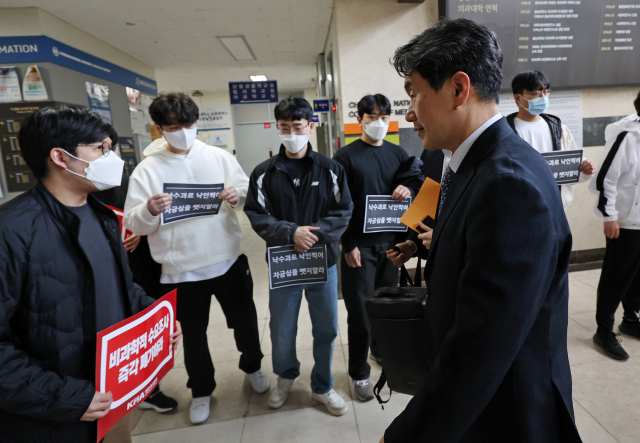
[365,259,430,407]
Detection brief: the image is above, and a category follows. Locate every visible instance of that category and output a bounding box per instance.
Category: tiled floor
[129,211,637,443]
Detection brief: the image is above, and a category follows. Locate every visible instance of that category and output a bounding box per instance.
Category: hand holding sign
[81,391,113,422]
[293,226,320,253]
[218,186,239,205]
[579,158,596,176]
[171,320,183,349]
[391,185,411,200]
[148,193,173,216]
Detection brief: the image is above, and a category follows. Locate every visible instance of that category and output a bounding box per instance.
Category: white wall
[333,0,437,130]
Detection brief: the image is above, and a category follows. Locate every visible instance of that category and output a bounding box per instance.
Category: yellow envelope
[400,177,441,233]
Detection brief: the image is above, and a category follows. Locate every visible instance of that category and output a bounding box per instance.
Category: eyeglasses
[522,89,551,98]
[79,141,113,157]
[278,124,310,135]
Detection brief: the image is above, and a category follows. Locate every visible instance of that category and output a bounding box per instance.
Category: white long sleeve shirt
[124,138,249,276]
[589,114,640,229]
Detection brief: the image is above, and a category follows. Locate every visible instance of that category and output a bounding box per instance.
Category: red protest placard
[95,290,177,441]
[106,205,133,240]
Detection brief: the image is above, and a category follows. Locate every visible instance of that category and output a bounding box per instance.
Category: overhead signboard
[446,1,640,90]
[229,81,278,105]
[0,36,158,95]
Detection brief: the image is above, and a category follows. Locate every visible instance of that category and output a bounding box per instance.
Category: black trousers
[341,242,398,380]
[596,228,640,332]
[162,254,263,397]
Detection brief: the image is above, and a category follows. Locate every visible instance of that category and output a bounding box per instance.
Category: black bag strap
[373,370,392,410]
[399,257,422,288]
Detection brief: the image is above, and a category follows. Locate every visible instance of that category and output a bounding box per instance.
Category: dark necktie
[438,165,455,214]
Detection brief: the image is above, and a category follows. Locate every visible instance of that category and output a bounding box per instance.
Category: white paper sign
[0,67,22,102]
[127,87,155,136]
[197,106,231,130]
[498,90,583,149]
[22,65,48,101]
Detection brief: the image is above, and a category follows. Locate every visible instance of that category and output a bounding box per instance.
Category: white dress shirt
[448,112,503,174]
[408,113,503,253]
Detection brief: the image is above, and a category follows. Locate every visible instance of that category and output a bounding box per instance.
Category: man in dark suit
[384,18,582,442]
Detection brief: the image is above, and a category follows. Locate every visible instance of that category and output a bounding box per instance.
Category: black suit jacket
[420,148,445,184]
[385,118,582,443]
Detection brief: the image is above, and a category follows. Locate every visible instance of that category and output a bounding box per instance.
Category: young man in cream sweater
[124,92,267,425]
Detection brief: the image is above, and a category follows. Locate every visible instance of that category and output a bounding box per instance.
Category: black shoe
[139,390,178,413]
[593,331,629,361]
[369,352,382,364]
[618,319,640,339]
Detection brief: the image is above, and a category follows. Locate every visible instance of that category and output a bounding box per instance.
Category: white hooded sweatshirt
[589,114,640,229]
[124,138,249,275]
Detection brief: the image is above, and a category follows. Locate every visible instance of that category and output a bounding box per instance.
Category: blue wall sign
[313,99,329,113]
[0,36,157,95]
[229,81,278,105]
[312,114,319,123]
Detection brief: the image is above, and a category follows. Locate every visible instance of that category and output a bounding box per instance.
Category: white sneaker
[248,368,270,394]
[268,377,295,409]
[189,396,211,424]
[312,389,348,416]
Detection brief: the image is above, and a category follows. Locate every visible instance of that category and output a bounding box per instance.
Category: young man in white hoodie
[124,92,268,425]
[506,71,596,209]
[589,91,640,361]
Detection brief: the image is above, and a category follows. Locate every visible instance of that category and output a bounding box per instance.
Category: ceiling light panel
[218,36,256,61]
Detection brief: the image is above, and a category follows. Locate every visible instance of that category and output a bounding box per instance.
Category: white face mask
[163,126,198,151]
[63,149,124,191]
[364,119,389,142]
[280,133,310,154]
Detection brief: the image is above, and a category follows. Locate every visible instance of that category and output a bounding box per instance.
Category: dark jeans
[341,242,398,380]
[162,254,263,397]
[596,228,640,332]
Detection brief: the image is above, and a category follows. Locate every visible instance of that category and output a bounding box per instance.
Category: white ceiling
[1,0,333,92]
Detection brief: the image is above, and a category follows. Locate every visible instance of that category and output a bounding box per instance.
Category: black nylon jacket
[506,112,563,151]
[244,144,353,267]
[0,181,154,443]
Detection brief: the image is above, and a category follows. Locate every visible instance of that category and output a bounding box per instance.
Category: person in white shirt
[506,71,596,209]
[588,93,640,361]
[124,92,268,425]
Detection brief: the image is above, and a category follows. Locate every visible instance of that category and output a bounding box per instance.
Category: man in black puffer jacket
[0,106,182,443]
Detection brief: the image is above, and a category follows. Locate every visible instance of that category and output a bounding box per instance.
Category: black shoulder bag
[365,258,430,409]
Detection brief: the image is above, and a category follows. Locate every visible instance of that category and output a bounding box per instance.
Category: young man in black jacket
[506,70,595,209]
[0,106,182,443]
[332,94,416,401]
[244,96,353,416]
[93,168,178,418]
